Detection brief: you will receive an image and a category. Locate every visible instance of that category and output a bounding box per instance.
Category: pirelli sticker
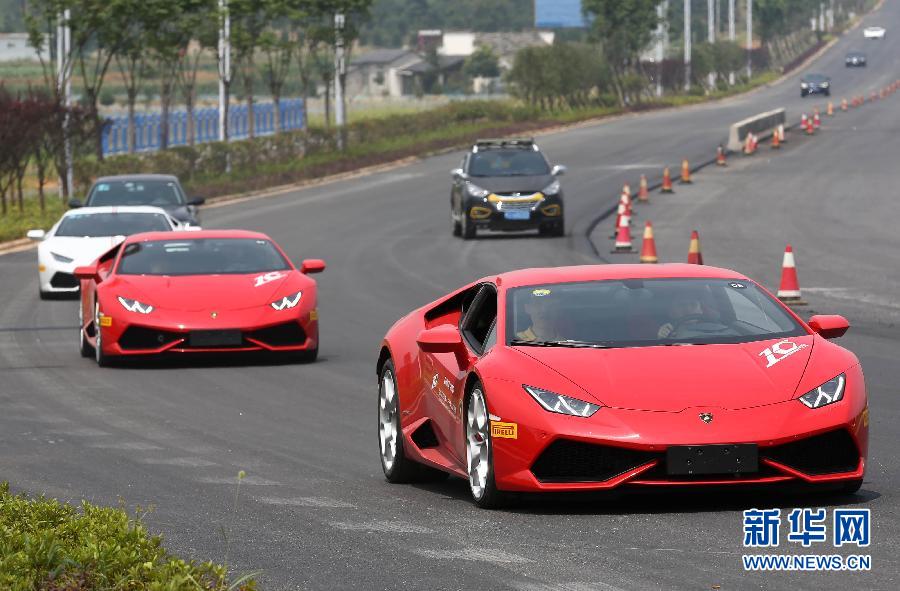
[490,421,518,439]
[98,316,113,327]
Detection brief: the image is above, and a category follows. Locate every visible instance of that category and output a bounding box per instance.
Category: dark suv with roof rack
[450,138,566,239]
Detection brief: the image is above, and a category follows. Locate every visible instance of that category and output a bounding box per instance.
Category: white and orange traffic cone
[687,230,703,265]
[637,174,650,202]
[827,101,834,116]
[716,146,727,166]
[813,112,821,129]
[611,214,635,253]
[661,166,674,193]
[777,245,806,305]
[778,123,786,143]
[640,221,658,263]
[621,183,632,202]
[744,133,755,155]
[771,129,781,149]
[680,159,692,184]
[841,98,848,111]
[801,113,807,128]
[806,117,815,135]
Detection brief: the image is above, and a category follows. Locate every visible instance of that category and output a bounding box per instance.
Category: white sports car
[863,26,886,39]
[27,206,185,299]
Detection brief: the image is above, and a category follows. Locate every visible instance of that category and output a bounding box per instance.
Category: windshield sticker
[254,271,285,287]
[532,288,551,297]
[729,282,747,289]
[759,340,808,368]
[96,184,110,191]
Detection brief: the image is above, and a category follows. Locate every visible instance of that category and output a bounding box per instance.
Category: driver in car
[516,288,566,342]
[658,292,705,339]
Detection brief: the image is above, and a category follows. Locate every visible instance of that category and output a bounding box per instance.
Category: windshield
[55,212,172,237]
[116,238,290,276]
[507,278,805,348]
[468,150,551,177]
[803,75,828,83]
[86,180,185,207]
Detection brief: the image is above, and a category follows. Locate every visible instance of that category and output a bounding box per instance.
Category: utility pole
[684,0,691,92]
[334,13,346,150]
[746,0,753,79]
[217,0,231,143]
[656,1,668,97]
[57,9,72,200]
[708,0,716,88]
[729,0,735,84]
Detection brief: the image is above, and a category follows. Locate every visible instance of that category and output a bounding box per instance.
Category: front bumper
[484,372,867,493]
[466,197,563,232]
[95,306,318,356]
[38,261,80,293]
[801,86,830,95]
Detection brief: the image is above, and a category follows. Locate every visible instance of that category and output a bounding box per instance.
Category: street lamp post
[57,9,72,200]
[684,0,691,91]
[217,0,231,144]
[708,0,716,88]
[747,0,753,79]
[334,13,346,150]
[729,0,735,84]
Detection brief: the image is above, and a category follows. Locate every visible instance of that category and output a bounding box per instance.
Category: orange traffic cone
[800,113,807,128]
[611,214,635,253]
[687,230,703,264]
[621,183,632,202]
[813,112,821,129]
[778,123,786,143]
[680,159,692,184]
[841,98,848,111]
[744,134,754,155]
[777,245,806,305]
[716,146,727,166]
[637,174,650,202]
[640,221,658,263]
[771,129,781,149]
[827,102,834,116]
[806,118,815,135]
[611,199,626,238]
[661,167,674,193]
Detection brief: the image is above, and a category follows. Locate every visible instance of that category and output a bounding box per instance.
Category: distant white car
[27,206,187,299]
[863,26,886,39]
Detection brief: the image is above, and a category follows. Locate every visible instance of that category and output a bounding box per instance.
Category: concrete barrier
[726,108,786,151]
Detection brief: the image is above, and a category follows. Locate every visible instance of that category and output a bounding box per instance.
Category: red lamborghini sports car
[376,264,868,508]
[75,230,325,366]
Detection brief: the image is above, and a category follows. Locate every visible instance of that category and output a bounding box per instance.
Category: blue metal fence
[101,98,305,156]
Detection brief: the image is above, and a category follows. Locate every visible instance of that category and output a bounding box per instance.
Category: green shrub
[0,483,256,590]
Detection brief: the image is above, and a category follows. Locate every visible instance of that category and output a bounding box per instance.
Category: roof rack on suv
[473,138,537,152]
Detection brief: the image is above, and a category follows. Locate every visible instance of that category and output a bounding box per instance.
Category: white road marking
[197,475,281,486]
[330,520,433,534]
[413,547,530,564]
[257,496,355,509]
[141,457,217,468]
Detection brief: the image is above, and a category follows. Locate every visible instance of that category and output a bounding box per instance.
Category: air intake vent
[763,429,860,475]
[531,439,659,483]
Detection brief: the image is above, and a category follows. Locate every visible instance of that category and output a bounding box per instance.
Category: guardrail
[101,98,305,157]
[727,108,786,151]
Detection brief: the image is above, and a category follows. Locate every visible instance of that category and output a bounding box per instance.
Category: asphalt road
[2,3,899,590]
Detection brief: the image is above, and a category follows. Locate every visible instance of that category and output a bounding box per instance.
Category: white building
[0,33,48,62]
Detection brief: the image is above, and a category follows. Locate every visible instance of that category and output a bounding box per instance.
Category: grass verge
[0,482,256,590]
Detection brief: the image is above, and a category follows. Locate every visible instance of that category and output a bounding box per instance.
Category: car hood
[468,174,554,195]
[514,336,816,412]
[42,236,125,265]
[110,272,303,311]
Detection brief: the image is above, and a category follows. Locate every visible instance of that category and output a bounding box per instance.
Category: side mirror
[451,168,465,181]
[68,199,82,208]
[26,229,46,241]
[184,224,202,231]
[73,264,98,281]
[188,197,206,206]
[416,324,463,354]
[808,315,850,339]
[300,258,326,274]
[551,164,567,176]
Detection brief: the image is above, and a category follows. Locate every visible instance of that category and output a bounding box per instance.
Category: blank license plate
[666,444,758,475]
[504,210,530,220]
[189,330,242,347]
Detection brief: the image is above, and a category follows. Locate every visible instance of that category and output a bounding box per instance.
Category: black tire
[378,360,448,483]
[465,381,508,509]
[39,289,51,300]
[79,320,93,358]
[94,301,110,367]
[461,212,476,240]
[825,90,831,97]
[293,346,318,363]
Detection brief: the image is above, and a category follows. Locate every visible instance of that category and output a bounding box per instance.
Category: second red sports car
[75,230,324,365]
[376,264,867,508]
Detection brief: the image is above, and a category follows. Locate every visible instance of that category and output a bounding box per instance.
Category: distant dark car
[845,51,867,67]
[70,174,204,227]
[450,138,566,239]
[800,73,831,97]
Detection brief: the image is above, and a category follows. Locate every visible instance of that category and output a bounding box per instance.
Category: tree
[463,46,500,79]
[582,0,660,105]
[231,0,268,140]
[259,0,308,133]
[177,3,218,145]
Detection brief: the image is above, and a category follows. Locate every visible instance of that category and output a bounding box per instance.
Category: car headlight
[117,296,153,314]
[542,179,561,195]
[523,385,601,417]
[799,374,846,409]
[466,183,490,198]
[800,82,809,88]
[271,290,302,310]
[51,252,74,263]
[821,82,829,88]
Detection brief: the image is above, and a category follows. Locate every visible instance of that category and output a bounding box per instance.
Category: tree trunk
[16,170,25,212]
[161,80,173,149]
[323,81,331,129]
[245,71,255,139]
[89,98,104,161]
[186,88,196,145]
[127,91,137,153]
[273,91,281,133]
